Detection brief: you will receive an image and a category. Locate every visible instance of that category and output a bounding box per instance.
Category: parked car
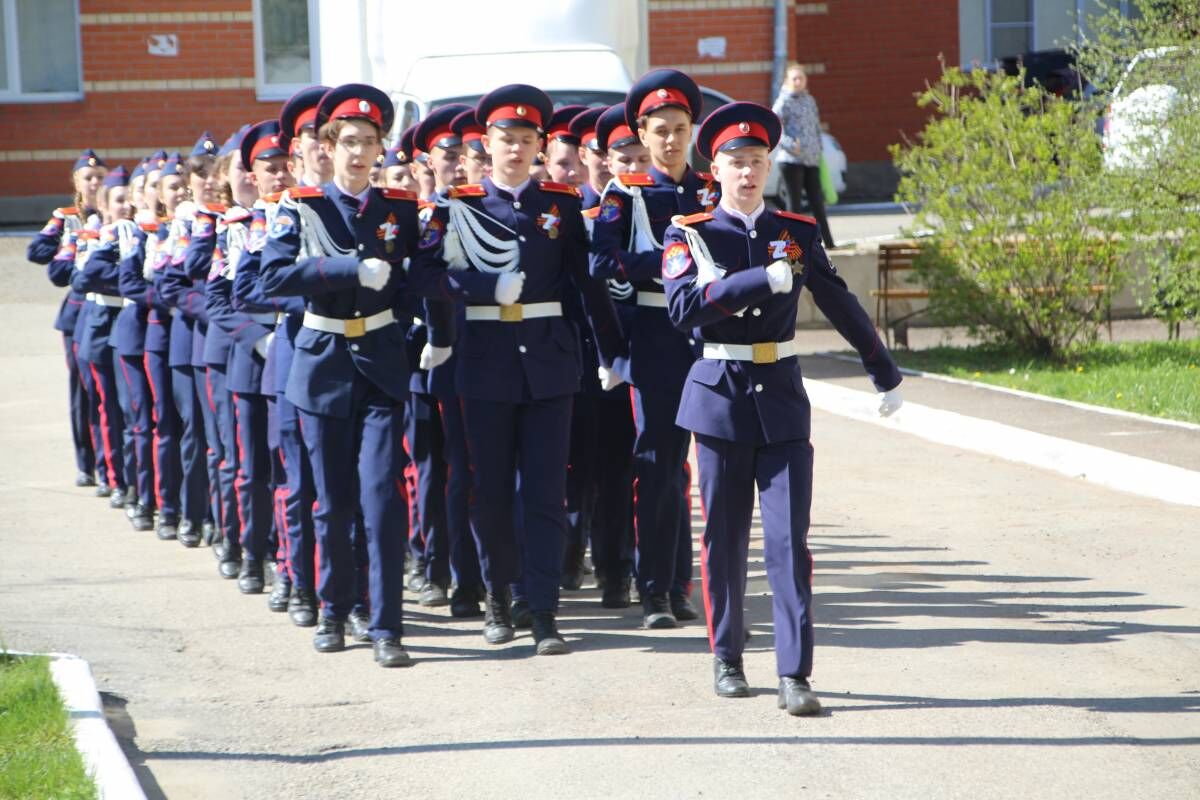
[1102,46,1188,171]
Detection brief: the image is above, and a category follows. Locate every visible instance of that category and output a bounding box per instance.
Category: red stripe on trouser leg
[628,385,640,551]
[695,478,716,651]
[232,394,248,544]
[142,354,163,510]
[89,363,118,488]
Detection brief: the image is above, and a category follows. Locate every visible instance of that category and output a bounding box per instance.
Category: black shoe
[714,658,751,698]
[75,471,96,488]
[178,520,202,548]
[778,676,822,716]
[218,554,241,580]
[288,589,318,627]
[267,574,292,611]
[373,637,413,668]
[94,482,112,498]
[129,505,155,532]
[419,580,449,607]
[483,589,514,644]
[531,611,568,656]
[510,599,533,629]
[601,577,631,609]
[202,520,218,547]
[108,488,128,510]
[238,559,265,594]
[560,538,586,590]
[642,593,677,629]
[212,537,227,561]
[122,489,138,519]
[670,591,699,621]
[449,585,484,618]
[313,618,345,653]
[406,565,427,593]
[348,610,371,643]
[156,517,178,541]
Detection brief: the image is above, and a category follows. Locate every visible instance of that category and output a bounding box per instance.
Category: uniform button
[357,244,365,251]
[752,308,762,317]
[676,186,684,194]
[688,338,695,345]
[749,230,758,239]
[350,343,360,352]
[513,201,521,210]
[519,235,526,242]
[518,345,527,353]
[353,310,362,317]
[754,384,763,393]
[355,213,362,219]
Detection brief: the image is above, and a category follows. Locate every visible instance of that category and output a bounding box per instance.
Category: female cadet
[661,102,903,714]
[27,150,105,489]
[261,83,454,667]
[590,70,717,630]
[408,84,626,655]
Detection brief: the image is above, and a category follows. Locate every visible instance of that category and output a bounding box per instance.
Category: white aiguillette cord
[280,192,355,260]
[669,214,726,288]
[432,194,520,274]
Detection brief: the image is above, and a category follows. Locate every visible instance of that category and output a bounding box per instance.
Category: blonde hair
[786,62,806,76]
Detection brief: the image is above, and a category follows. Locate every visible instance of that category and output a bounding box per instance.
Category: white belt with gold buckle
[464,301,562,323]
[302,309,395,338]
[702,338,797,364]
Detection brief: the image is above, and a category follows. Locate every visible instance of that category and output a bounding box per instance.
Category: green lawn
[0,654,97,800]
[892,339,1200,424]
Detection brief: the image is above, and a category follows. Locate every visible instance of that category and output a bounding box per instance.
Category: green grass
[0,654,97,800]
[892,339,1200,423]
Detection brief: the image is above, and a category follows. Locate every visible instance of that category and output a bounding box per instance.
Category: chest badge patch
[192,216,214,239]
[248,216,267,251]
[378,212,399,253]
[599,193,623,223]
[662,242,692,279]
[537,203,561,239]
[269,214,294,240]
[696,182,718,211]
[418,216,444,250]
[769,230,804,265]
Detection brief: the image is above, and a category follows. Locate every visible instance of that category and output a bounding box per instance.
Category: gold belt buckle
[752,342,778,364]
[499,303,524,322]
[343,317,367,338]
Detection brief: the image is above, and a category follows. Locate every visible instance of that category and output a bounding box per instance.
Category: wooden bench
[868,238,1114,348]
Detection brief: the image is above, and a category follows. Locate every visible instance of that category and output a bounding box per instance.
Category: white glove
[142,260,156,281]
[765,260,794,294]
[53,208,67,221]
[357,258,391,291]
[419,343,452,370]
[494,271,525,305]
[598,365,625,391]
[878,388,903,418]
[253,332,273,360]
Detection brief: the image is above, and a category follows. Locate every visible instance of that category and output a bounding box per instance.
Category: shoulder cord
[602,176,662,254]
[223,220,248,279]
[583,212,634,300]
[432,194,520,274]
[115,219,139,261]
[669,214,726,289]
[279,193,355,261]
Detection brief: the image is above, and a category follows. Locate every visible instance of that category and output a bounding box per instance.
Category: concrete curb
[803,378,1200,508]
[10,651,147,800]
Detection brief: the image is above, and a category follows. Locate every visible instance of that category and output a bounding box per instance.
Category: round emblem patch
[418,216,445,250]
[359,100,371,113]
[662,242,692,279]
[599,193,623,223]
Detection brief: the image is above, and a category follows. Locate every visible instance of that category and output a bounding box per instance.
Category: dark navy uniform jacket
[260,183,454,418]
[72,224,123,363]
[409,178,626,403]
[175,204,236,369]
[142,222,175,355]
[206,207,272,396]
[158,208,205,368]
[114,221,162,359]
[663,207,901,445]
[589,166,719,390]
[29,209,92,335]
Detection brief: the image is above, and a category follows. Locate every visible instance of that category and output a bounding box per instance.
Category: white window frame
[252,0,320,102]
[985,0,1036,64]
[0,0,83,103]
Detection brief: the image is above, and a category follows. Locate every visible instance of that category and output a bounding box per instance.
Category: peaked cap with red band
[475,84,553,133]
[547,105,587,146]
[568,106,606,152]
[314,83,394,136]
[597,103,639,152]
[398,123,425,164]
[696,101,781,161]
[624,68,702,130]
[451,108,487,153]
[72,149,107,172]
[278,84,331,152]
[240,119,288,171]
[415,103,472,154]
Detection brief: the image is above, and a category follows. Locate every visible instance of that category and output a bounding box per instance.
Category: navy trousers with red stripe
[405,391,449,585]
[74,348,108,485]
[439,398,482,591]
[117,353,155,508]
[144,351,181,520]
[233,392,272,561]
[694,433,815,679]
[202,366,238,544]
[274,394,316,592]
[85,354,127,492]
[170,366,208,525]
[630,385,692,597]
[298,374,409,640]
[63,335,95,477]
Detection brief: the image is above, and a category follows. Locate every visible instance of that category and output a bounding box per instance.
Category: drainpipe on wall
[771,0,788,99]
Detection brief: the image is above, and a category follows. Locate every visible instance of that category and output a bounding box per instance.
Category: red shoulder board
[140,222,160,232]
[678,212,714,226]
[539,181,581,197]
[382,188,418,202]
[287,186,324,199]
[262,191,284,204]
[77,230,98,240]
[582,207,601,219]
[224,207,252,224]
[58,207,79,217]
[448,184,486,199]
[617,173,654,187]
[694,172,714,182]
[418,200,435,211]
[203,203,228,214]
[773,210,817,225]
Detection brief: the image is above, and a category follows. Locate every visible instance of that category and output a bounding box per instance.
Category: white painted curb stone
[803,378,1200,508]
[28,652,147,800]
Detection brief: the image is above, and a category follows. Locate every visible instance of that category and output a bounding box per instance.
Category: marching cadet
[280,85,333,189]
[543,105,588,190]
[140,152,188,542]
[260,83,455,667]
[27,149,104,488]
[569,107,609,209]
[661,102,903,714]
[402,125,437,200]
[590,70,718,629]
[409,84,626,655]
[380,145,420,194]
[73,167,132,515]
[452,109,491,184]
[405,103,474,606]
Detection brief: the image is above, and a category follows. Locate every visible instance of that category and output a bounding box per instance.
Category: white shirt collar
[332,177,370,205]
[720,200,765,229]
[490,176,532,198]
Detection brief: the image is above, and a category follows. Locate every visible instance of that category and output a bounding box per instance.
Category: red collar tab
[449,184,486,199]
[617,173,654,187]
[638,87,692,117]
[678,212,714,225]
[539,181,580,197]
[773,209,817,225]
[288,186,324,199]
[381,188,418,202]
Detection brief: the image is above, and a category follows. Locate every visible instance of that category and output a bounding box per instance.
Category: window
[252,0,319,101]
[988,0,1033,62]
[0,0,82,102]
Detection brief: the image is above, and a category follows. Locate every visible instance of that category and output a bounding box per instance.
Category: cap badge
[739,122,751,133]
[87,157,97,166]
[270,135,278,145]
[204,140,214,151]
[516,105,527,117]
[359,100,371,113]
[657,89,669,99]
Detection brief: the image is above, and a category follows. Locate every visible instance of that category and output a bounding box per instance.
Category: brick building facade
[0,0,960,220]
